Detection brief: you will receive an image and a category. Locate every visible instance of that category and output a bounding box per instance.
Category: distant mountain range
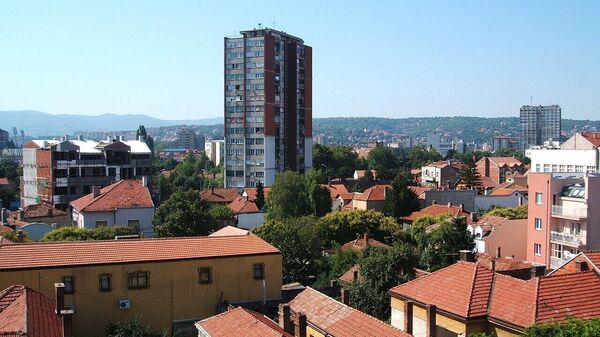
[0,110,221,136]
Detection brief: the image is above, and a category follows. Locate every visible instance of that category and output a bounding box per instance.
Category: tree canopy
[265,171,311,220]
[153,189,217,237]
[460,157,482,190]
[313,144,361,180]
[106,317,166,337]
[367,146,398,180]
[385,172,420,220]
[486,205,528,219]
[42,226,137,242]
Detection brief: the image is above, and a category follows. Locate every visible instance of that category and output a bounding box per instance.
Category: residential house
[527,173,600,269]
[0,235,282,337]
[228,195,264,229]
[242,186,271,201]
[476,157,526,188]
[200,187,240,205]
[495,172,528,196]
[337,234,390,285]
[353,169,377,180]
[283,287,411,337]
[476,253,545,280]
[70,179,155,237]
[321,182,349,210]
[389,260,600,336]
[0,283,72,337]
[420,160,465,189]
[7,203,70,240]
[549,251,600,276]
[0,177,16,190]
[401,202,472,226]
[208,225,249,237]
[196,307,292,337]
[351,184,427,211]
[468,215,528,260]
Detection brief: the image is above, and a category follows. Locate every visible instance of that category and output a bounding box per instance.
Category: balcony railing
[550,256,571,269]
[551,231,583,247]
[552,205,587,220]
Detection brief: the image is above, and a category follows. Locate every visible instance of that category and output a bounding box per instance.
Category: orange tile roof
[321,183,349,200]
[197,307,292,337]
[490,188,519,196]
[425,160,466,170]
[340,234,390,252]
[0,235,280,271]
[479,176,499,189]
[475,253,533,272]
[474,214,509,233]
[389,262,494,318]
[242,187,271,201]
[401,204,470,222]
[0,178,13,186]
[228,196,260,214]
[353,184,390,201]
[581,132,600,147]
[495,181,528,194]
[289,287,411,337]
[583,251,600,269]
[338,264,360,284]
[209,226,249,237]
[70,179,154,212]
[489,271,600,328]
[486,157,524,167]
[200,188,240,204]
[0,285,63,337]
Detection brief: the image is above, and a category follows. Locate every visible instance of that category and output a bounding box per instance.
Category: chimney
[491,259,496,272]
[576,261,589,272]
[278,304,293,333]
[341,288,350,305]
[426,304,437,337]
[458,250,475,262]
[496,246,502,259]
[363,233,369,245]
[431,200,437,205]
[55,283,73,337]
[47,207,53,217]
[142,176,148,187]
[55,283,65,315]
[447,202,453,207]
[469,212,478,223]
[16,230,25,243]
[210,185,215,194]
[295,313,307,337]
[17,210,24,221]
[92,186,101,198]
[404,301,414,334]
[353,270,359,281]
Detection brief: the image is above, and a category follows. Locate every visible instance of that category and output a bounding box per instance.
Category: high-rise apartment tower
[520,105,561,151]
[224,28,312,188]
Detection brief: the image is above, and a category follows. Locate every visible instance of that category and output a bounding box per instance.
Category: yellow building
[0,234,282,337]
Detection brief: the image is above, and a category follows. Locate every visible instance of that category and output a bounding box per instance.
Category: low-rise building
[476,157,526,188]
[549,251,600,276]
[0,235,282,337]
[200,187,240,205]
[527,132,600,174]
[196,307,291,337]
[401,202,472,226]
[70,179,155,237]
[421,160,465,189]
[228,195,264,229]
[351,184,427,211]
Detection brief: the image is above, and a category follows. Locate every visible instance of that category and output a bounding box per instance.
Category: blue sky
[1,1,599,120]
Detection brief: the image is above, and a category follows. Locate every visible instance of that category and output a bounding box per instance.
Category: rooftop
[581,132,600,147]
[200,187,240,204]
[490,188,520,196]
[0,285,63,337]
[560,183,586,199]
[228,196,260,214]
[401,203,470,222]
[289,287,411,337]
[0,235,279,271]
[196,307,292,337]
[209,226,249,237]
[340,234,390,252]
[70,179,154,212]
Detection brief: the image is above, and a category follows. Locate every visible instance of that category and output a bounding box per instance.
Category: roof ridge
[533,276,541,323]
[0,234,255,246]
[78,179,128,211]
[466,263,480,316]
[392,261,475,291]
[243,307,289,337]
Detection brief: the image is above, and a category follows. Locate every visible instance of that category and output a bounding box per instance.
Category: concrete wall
[528,149,598,173]
[236,212,265,230]
[474,194,526,211]
[75,207,155,237]
[425,190,476,212]
[0,253,282,337]
[585,175,600,251]
[484,219,528,260]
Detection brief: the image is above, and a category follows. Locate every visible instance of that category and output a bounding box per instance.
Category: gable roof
[475,253,534,272]
[196,307,292,337]
[474,214,509,233]
[401,204,470,222]
[489,271,600,329]
[581,132,600,147]
[0,235,279,271]
[0,285,63,337]
[338,264,361,284]
[289,287,411,337]
[200,188,240,204]
[495,181,528,194]
[490,188,520,196]
[424,160,466,170]
[340,234,390,252]
[70,179,154,212]
[242,187,271,201]
[485,157,524,167]
[389,261,494,318]
[228,196,260,214]
[321,183,349,200]
[209,226,249,237]
[353,184,389,201]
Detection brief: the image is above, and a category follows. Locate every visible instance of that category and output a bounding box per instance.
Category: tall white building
[204,140,224,166]
[527,132,600,174]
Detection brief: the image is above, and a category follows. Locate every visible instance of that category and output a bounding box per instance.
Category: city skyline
[1,1,599,120]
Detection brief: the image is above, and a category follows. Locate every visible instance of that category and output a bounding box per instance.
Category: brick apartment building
[476,157,526,188]
[21,137,152,210]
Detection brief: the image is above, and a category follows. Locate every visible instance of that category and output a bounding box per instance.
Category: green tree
[348,244,417,320]
[317,209,403,248]
[385,172,420,220]
[367,146,398,180]
[487,205,528,219]
[524,317,600,337]
[252,216,323,284]
[0,159,21,183]
[255,181,265,211]
[331,145,360,179]
[169,153,204,191]
[42,226,137,242]
[409,212,453,251]
[208,204,233,220]
[306,168,332,217]
[0,230,29,242]
[153,189,216,237]
[0,187,17,208]
[265,171,311,220]
[460,158,482,190]
[106,317,166,337]
[407,144,443,169]
[420,217,474,271]
[136,125,155,155]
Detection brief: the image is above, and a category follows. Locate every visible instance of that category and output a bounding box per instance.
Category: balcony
[550,256,571,269]
[552,205,587,220]
[551,231,583,247]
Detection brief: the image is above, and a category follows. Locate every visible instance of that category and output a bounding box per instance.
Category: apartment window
[62,276,75,294]
[575,165,584,173]
[543,164,550,172]
[535,218,542,230]
[198,267,213,284]
[127,220,140,231]
[535,192,543,205]
[95,220,108,227]
[559,165,567,172]
[99,274,112,292]
[587,166,597,173]
[127,271,150,289]
[535,164,541,172]
[534,243,542,256]
[253,263,265,280]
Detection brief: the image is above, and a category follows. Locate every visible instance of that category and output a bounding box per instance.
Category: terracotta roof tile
[200,188,240,204]
[197,307,292,337]
[401,204,470,222]
[474,214,509,233]
[0,178,13,186]
[228,196,260,214]
[583,251,600,269]
[289,287,410,337]
[353,184,389,202]
[390,262,493,318]
[338,264,360,284]
[70,179,154,212]
[209,226,249,237]
[0,235,280,270]
[490,188,519,196]
[476,253,533,271]
[581,132,600,147]
[9,204,67,221]
[340,234,390,252]
[486,157,524,167]
[0,285,63,337]
[321,183,349,200]
[242,187,270,201]
[479,176,499,189]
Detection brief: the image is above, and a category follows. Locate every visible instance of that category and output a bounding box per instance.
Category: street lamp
[320,163,329,184]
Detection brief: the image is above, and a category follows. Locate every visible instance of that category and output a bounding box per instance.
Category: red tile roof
[340,234,390,252]
[321,183,349,200]
[486,157,524,167]
[338,264,360,284]
[476,253,533,272]
[0,178,13,186]
[490,188,519,196]
[0,235,280,271]
[479,176,499,189]
[409,186,430,200]
[0,285,63,337]
[495,181,528,194]
[581,132,600,147]
[401,204,470,222]
[209,226,249,237]
[389,262,494,318]
[242,187,270,201]
[289,287,411,337]
[228,196,260,214]
[474,214,509,233]
[197,307,292,337]
[200,188,240,204]
[489,271,600,328]
[353,184,390,201]
[70,179,154,212]
[425,160,466,170]
[583,251,600,269]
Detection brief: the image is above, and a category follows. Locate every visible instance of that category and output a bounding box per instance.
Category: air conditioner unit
[118,299,130,309]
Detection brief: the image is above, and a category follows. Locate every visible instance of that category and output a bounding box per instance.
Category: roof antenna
[530,96,533,105]
[258,22,262,29]
[272,21,277,29]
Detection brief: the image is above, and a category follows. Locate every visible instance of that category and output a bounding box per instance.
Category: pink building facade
[527,173,600,269]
